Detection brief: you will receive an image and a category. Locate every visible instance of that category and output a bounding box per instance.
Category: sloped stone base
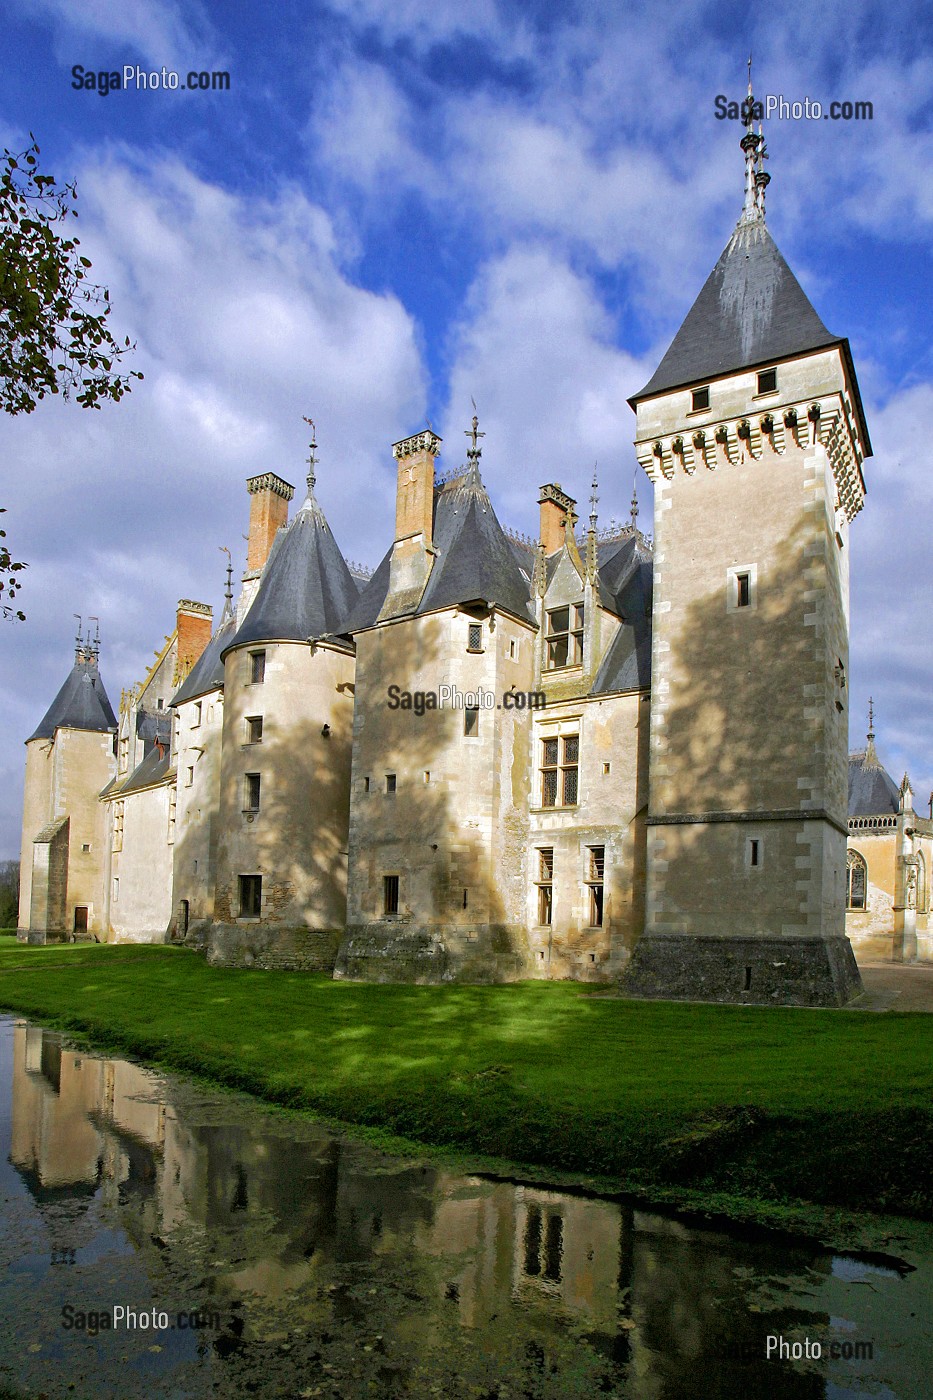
[196,922,341,972]
[335,923,532,984]
[619,934,863,1008]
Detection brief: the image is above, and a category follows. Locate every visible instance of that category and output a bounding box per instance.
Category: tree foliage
[1,136,143,617]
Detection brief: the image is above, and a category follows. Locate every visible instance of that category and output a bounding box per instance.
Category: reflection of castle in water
[9,1024,830,1395]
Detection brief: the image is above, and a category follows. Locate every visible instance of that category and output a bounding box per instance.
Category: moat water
[0,1015,930,1399]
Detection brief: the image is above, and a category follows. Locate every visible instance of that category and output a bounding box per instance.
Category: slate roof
[28,658,117,742]
[848,747,901,818]
[170,612,236,706]
[592,534,653,694]
[631,220,841,403]
[117,745,173,796]
[348,467,537,631]
[223,488,360,656]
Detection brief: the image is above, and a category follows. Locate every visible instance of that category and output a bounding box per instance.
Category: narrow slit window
[245,773,261,812]
[385,773,397,794]
[464,706,480,737]
[736,572,750,608]
[749,839,760,867]
[383,874,399,916]
[249,650,266,684]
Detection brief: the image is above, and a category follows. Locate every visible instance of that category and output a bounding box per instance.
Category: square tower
[623,111,870,1006]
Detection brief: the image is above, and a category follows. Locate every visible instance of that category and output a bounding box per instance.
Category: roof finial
[465,397,485,481]
[865,697,879,767]
[739,55,765,226]
[630,474,639,527]
[589,464,599,531]
[219,546,234,621]
[88,616,100,662]
[73,614,83,663]
[302,415,318,496]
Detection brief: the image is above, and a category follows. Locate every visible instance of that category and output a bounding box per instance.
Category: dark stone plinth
[335,923,531,984]
[198,923,341,972]
[620,934,863,1008]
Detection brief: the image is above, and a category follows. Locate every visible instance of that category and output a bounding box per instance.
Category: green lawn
[1,941,931,1227]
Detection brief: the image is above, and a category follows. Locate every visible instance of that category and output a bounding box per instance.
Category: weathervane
[740,54,767,225]
[630,474,639,527]
[302,415,318,494]
[465,397,485,478]
[219,546,233,611]
[589,465,599,531]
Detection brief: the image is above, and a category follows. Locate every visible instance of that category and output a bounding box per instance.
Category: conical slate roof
[631,220,841,403]
[348,466,536,631]
[848,745,901,818]
[28,657,117,742]
[223,489,359,656]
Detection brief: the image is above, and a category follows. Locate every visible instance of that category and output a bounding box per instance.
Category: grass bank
[1,942,931,1233]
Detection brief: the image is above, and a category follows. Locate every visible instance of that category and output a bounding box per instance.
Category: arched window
[846,850,867,910]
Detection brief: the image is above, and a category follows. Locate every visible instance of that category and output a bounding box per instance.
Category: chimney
[176,600,213,679]
[393,430,440,548]
[246,473,295,572]
[538,483,577,554]
[377,430,442,620]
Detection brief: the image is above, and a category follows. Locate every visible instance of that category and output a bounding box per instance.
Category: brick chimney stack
[377,430,442,621]
[176,600,213,678]
[246,473,295,573]
[538,483,577,554]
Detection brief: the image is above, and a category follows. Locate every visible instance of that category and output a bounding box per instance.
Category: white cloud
[0,149,427,857]
[438,245,652,530]
[18,0,219,71]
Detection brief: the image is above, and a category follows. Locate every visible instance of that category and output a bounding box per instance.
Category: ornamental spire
[865,697,879,768]
[302,415,318,498]
[588,464,599,532]
[739,55,768,226]
[630,474,639,528]
[219,546,234,622]
[465,398,485,484]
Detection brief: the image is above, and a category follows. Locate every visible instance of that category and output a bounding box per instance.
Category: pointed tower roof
[630,66,861,424]
[223,438,359,656]
[29,635,117,742]
[348,415,536,630]
[848,702,900,817]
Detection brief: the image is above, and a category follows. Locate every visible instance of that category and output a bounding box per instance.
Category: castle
[20,109,928,1004]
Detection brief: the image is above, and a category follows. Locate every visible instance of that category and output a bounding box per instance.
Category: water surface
[0,1016,930,1398]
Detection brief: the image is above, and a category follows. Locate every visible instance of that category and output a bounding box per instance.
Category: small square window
[691,386,710,412]
[467,623,483,652]
[82,842,91,853]
[239,874,262,918]
[383,874,399,916]
[385,773,397,794]
[464,706,480,737]
[250,650,266,684]
[757,368,777,395]
[246,715,263,744]
[157,697,164,710]
[603,762,611,775]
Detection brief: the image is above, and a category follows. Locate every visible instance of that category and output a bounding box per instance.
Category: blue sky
[1,0,933,858]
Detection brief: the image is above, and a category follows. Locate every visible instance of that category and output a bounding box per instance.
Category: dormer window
[691,386,710,412]
[757,368,777,395]
[546,604,584,669]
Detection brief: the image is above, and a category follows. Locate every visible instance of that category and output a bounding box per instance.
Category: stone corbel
[692,429,716,471]
[808,402,822,446]
[671,436,696,475]
[653,440,674,480]
[714,424,737,466]
[759,413,784,454]
[736,418,761,460]
[783,407,803,449]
